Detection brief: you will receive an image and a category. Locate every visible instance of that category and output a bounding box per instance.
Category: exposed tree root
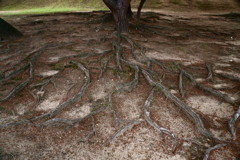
[30,61,90,121]
[206,63,213,81]
[229,106,240,140]
[0,48,41,104]
[40,118,74,127]
[107,56,141,136]
[120,34,137,59]
[108,92,138,126]
[0,16,239,159]
[98,56,111,79]
[28,88,40,105]
[203,144,226,160]
[175,63,236,105]
[39,105,106,128]
[0,119,33,128]
[142,69,213,139]
[150,58,175,73]
[113,32,123,71]
[121,34,175,74]
[121,34,150,66]
[0,64,29,84]
[78,117,96,143]
[0,61,90,128]
[29,77,57,105]
[1,42,74,86]
[178,71,185,97]
[0,62,34,104]
[216,72,240,82]
[143,89,176,139]
[110,120,141,142]
[108,61,139,126]
[30,77,56,90]
[116,59,139,92]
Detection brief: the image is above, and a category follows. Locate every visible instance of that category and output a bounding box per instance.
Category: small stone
[195,78,205,83]
[40,70,59,77]
[170,90,177,94]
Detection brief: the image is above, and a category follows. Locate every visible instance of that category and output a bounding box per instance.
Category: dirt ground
[0,10,240,160]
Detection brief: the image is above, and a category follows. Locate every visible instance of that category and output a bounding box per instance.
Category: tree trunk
[103,0,131,33]
[128,4,133,17]
[137,0,146,19]
[0,18,23,41]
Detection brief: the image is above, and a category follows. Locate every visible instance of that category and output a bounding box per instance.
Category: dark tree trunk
[127,4,133,17]
[0,18,23,41]
[137,0,146,19]
[103,0,131,33]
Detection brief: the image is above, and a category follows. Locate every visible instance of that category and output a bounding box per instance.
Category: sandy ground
[0,10,240,160]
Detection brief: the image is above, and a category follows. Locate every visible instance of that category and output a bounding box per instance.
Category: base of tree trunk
[0,18,23,41]
[103,0,130,33]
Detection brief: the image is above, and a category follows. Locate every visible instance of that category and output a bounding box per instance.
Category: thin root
[203,144,226,160]
[142,69,213,139]
[176,63,236,105]
[229,105,240,140]
[143,88,176,139]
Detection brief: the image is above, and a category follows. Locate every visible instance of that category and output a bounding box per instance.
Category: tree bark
[128,4,133,17]
[137,0,146,19]
[103,0,131,33]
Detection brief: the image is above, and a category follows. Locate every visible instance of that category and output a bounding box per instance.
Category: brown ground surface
[0,10,240,160]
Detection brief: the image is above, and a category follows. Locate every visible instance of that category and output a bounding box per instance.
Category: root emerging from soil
[0,11,239,159]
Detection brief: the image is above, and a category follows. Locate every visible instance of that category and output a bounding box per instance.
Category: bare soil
[0,11,240,160]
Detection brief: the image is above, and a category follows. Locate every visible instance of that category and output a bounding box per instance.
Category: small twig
[143,89,176,139]
[203,144,226,160]
[178,71,185,97]
[229,106,240,140]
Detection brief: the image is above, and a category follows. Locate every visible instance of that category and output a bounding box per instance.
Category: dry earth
[0,10,240,160]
